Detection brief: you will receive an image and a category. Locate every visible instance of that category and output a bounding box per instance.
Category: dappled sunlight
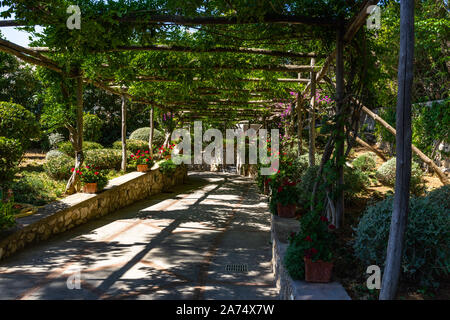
[0,173,276,300]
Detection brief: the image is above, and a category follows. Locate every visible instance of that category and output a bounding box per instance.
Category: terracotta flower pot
[137,164,148,172]
[304,257,333,283]
[83,183,98,194]
[277,203,296,218]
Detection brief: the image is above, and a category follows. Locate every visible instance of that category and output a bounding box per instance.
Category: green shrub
[159,159,177,175]
[353,190,450,287]
[83,113,103,142]
[352,152,377,172]
[284,243,306,280]
[296,165,321,210]
[344,166,370,199]
[84,149,126,170]
[0,195,16,231]
[44,153,73,180]
[58,141,104,156]
[0,101,40,148]
[0,137,24,184]
[45,149,65,160]
[44,149,126,180]
[129,127,165,148]
[425,185,450,209]
[376,157,425,195]
[112,139,149,154]
[9,172,65,206]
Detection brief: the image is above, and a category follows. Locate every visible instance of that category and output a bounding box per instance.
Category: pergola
[0,0,422,299]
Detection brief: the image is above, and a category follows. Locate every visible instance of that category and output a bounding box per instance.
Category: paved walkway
[0,172,277,300]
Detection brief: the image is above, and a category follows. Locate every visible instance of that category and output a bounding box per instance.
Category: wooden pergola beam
[106,76,321,84]
[300,0,380,98]
[33,44,318,59]
[103,64,319,73]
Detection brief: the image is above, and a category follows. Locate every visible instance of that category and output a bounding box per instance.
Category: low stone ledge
[0,165,188,261]
[271,214,351,300]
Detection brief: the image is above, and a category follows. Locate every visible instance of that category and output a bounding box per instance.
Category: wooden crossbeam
[32,44,317,59]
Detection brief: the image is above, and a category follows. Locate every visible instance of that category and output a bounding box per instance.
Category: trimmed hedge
[44,149,127,180]
[45,149,65,160]
[376,157,425,195]
[44,153,73,180]
[112,139,149,154]
[57,141,104,156]
[129,127,165,148]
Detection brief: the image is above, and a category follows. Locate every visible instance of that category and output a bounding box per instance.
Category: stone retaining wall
[0,165,188,261]
[271,214,351,300]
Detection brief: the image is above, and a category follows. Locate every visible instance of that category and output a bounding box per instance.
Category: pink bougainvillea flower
[71,168,75,172]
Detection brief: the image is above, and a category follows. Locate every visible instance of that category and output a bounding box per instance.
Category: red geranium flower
[320,216,328,222]
[305,236,312,242]
[328,224,336,230]
[277,186,283,193]
[71,168,75,172]
[94,172,99,175]
[311,247,318,255]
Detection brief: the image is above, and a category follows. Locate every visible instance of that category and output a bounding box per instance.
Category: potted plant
[273,178,298,218]
[288,213,336,282]
[158,143,175,160]
[73,165,108,194]
[130,150,154,172]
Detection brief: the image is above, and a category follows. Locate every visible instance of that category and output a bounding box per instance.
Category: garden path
[0,172,277,300]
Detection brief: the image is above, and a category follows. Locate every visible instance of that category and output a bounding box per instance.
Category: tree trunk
[335,25,345,229]
[297,98,303,157]
[380,0,415,300]
[121,95,127,172]
[65,76,84,194]
[149,105,154,156]
[309,58,316,166]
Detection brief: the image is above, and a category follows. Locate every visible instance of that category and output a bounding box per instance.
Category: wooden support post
[121,95,127,172]
[65,75,84,194]
[149,105,154,156]
[309,58,317,166]
[335,24,345,229]
[380,0,415,300]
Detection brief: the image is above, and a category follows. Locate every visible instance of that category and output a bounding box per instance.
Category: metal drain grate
[225,264,248,272]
